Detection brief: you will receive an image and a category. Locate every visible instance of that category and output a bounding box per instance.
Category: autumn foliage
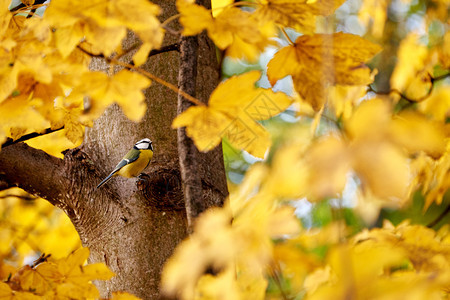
[0,0,449,299]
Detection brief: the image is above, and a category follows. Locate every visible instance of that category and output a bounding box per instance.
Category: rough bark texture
[0,1,228,299]
[177,1,228,227]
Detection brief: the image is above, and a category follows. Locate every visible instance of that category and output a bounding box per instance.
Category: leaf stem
[368,71,450,104]
[161,13,181,28]
[280,27,295,45]
[427,205,450,228]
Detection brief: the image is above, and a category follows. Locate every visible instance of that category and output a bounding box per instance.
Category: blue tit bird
[96,138,153,189]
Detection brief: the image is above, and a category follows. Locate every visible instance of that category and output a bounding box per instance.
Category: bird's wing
[111,148,140,172]
[96,149,141,189]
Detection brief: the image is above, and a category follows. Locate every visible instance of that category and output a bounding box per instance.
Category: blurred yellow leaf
[177,1,275,61]
[0,282,12,298]
[177,0,213,36]
[391,111,447,158]
[163,190,299,300]
[211,0,234,17]
[327,85,367,120]
[305,136,351,200]
[112,291,142,300]
[440,31,450,68]
[358,0,388,38]
[173,71,292,158]
[419,87,450,121]
[305,244,408,300]
[390,34,431,99]
[352,142,410,201]
[268,33,381,110]
[45,0,162,58]
[254,0,345,34]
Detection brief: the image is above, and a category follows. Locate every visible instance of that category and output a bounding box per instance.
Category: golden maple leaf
[254,0,346,34]
[177,0,275,61]
[267,32,381,111]
[68,70,151,122]
[45,0,163,61]
[172,71,293,158]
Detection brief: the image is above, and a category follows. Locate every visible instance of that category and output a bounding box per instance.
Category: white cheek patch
[135,138,152,150]
[136,142,150,150]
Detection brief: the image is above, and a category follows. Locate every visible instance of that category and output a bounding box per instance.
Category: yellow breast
[116,149,153,178]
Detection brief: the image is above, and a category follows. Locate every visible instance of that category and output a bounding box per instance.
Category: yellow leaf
[390,111,447,158]
[84,20,127,57]
[178,1,274,61]
[0,282,12,298]
[0,96,49,143]
[305,136,351,200]
[267,206,301,237]
[173,71,292,158]
[112,291,142,300]
[440,31,450,68]
[19,265,52,295]
[303,266,331,294]
[70,70,151,121]
[172,105,228,152]
[56,282,99,299]
[211,0,234,17]
[327,85,367,120]
[419,86,450,121]
[0,0,12,38]
[390,34,429,95]
[177,0,213,36]
[195,268,240,300]
[254,0,345,34]
[358,0,388,38]
[132,42,153,67]
[25,129,81,159]
[80,263,115,281]
[54,24,84,58]
[345,98,391,142]
[265,127,311,199]
[352,142,410,201]
[306,244,408,300]
[57,247,90,276]
[268,33,381,110]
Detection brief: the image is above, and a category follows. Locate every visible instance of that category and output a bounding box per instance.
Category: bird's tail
[96,172,115,189]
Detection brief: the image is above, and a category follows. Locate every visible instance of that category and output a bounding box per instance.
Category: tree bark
[0,1,228,298]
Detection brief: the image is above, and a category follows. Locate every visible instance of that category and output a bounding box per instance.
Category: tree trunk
[0,1,227,298]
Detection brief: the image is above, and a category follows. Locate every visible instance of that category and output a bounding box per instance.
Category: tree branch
[0,143,67,207]
[1,126,64,148]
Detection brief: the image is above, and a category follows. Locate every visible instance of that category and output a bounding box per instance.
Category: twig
[269,264,291,300]
[148,43,180,58]
[369,72,450,103]
[1,126,64,148]
[280,27,295,45]
[9,0,47,12]
[31,253,51,268]
[118,43,180,63]
[77,46,204,106]
[427,205,450,228]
